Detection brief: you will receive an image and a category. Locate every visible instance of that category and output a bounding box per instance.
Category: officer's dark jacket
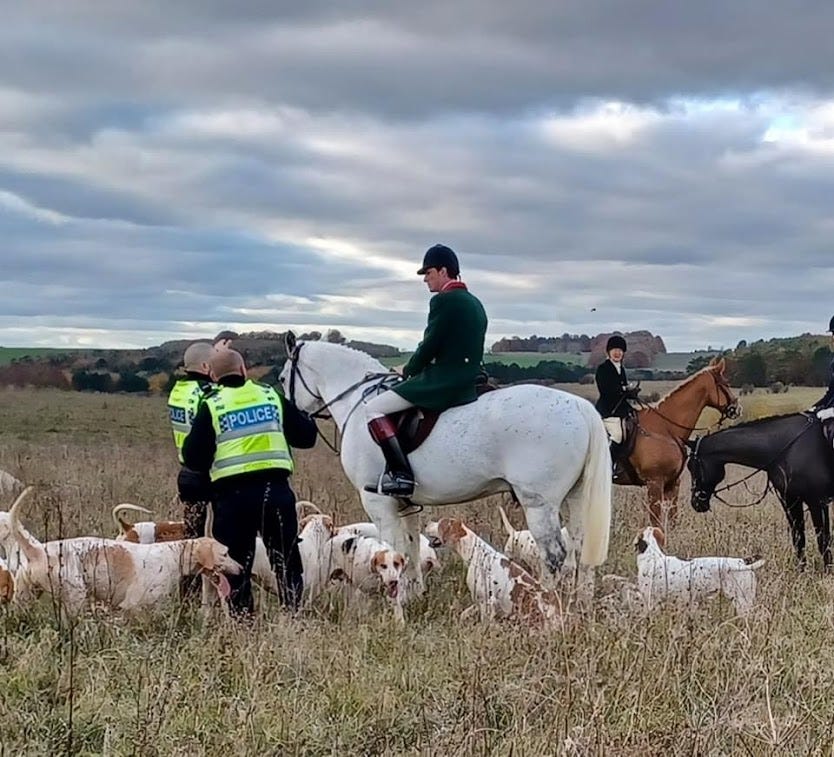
[595,359,631,418]
[183,375,317,485]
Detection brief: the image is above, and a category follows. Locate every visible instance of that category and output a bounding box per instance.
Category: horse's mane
[299,339,388,373]
[725,412,807,430]
[652,364,721,407]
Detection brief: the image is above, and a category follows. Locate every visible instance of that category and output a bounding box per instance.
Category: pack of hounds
[0,469,765,627]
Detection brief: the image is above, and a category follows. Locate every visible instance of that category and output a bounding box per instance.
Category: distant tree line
[688,335,831,387]
[484,360,589,384]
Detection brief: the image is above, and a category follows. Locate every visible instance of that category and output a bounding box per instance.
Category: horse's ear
[284,330,297,355]
[716,357,726,373]
[708,356,718,367]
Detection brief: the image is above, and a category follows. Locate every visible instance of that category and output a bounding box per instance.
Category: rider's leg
[363,391,417,496]
[602,416,625,476]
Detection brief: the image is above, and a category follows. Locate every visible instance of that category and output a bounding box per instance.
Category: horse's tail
[574,399,613,566]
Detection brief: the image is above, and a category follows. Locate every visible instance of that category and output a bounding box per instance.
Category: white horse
[279,336,612,601]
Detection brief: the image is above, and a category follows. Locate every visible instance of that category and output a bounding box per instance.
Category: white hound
[425,518,567,630]
[635,527,765,615]
[10,488,240,618]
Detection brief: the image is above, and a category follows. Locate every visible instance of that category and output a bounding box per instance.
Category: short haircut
[183,342,216,371]
[210,349,245,380]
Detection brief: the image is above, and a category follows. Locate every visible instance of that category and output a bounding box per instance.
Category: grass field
[0,347,81,366]
[0,385,833,754]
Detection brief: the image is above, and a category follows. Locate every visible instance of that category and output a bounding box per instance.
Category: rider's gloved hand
[816,407,834,421]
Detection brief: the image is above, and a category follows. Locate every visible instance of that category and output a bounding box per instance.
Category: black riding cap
[417,244,460,277]
[829,315,834,333]
[606,335,627,352]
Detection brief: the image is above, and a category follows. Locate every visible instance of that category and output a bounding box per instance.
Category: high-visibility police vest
[168,379,213,464]
[205,380,293,482]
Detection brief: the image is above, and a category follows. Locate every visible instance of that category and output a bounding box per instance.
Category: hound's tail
[111,503,154,534]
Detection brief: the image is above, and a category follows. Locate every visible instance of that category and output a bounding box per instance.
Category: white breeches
[364,390,416,421]
[603,417,624,444]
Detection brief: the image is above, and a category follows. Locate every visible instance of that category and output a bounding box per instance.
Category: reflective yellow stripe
[213,451,292,470]
[168,379,212,464]
[206,381,293,481]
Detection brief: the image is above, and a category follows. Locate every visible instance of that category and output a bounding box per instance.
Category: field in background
[382,350,705,371]
[382,350,589,368]
[0,385,833,753]
[0,347,80,365]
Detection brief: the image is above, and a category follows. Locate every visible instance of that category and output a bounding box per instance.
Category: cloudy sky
[3,2,834,352]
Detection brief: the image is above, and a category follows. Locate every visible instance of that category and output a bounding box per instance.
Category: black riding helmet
[606,334,627,353]
[829,315,834,333]
[417,244,460,277]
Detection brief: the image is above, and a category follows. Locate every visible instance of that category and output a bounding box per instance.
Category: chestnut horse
[617,358,740,529]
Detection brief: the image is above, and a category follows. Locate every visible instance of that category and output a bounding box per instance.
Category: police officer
[182,349,317,617]
[168,342,216,542]
[595,334,638,469]
[810,316,834,425]
[363,244,488,496]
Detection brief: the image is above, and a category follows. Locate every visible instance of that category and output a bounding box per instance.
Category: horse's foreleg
[808,500,832,572]
[664,479,681,529]
[646,481,665,531]
[360,492,424,600]
[783,498,807,570]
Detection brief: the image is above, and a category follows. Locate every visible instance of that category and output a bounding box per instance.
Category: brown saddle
[391,380,500,455]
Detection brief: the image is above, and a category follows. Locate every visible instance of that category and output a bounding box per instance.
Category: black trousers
[177,467,212,539]
[211,475,303,617]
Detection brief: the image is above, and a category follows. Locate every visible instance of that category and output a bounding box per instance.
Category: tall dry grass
[0,387,833,754]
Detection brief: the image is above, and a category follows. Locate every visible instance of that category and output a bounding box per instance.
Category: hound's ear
[651,527,666,548]
[371,550,386,573]
[195,539,216,571]
[284,330,297,355]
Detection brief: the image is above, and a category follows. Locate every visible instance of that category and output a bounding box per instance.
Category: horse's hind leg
[808,500,832,572]
[516,490,568,577]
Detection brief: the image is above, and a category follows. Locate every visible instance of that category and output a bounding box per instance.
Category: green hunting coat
[394,285,488,411]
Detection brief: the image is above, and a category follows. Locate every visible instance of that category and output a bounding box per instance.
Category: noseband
[712,373,740,422]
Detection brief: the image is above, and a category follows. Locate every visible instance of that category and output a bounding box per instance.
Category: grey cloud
[2,3,834,350]
[2,3,834,118]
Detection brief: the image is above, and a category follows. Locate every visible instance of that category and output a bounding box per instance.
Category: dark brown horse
[617,358,740,529]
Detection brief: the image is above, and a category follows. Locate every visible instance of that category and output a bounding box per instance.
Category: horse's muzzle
[691,489,712,513]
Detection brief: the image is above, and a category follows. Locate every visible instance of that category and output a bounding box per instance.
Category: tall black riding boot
[364,417,416,496]
[609,441,625,479]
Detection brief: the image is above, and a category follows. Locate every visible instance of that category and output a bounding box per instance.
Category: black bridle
[284,343,398,453]
[689,414,816,508]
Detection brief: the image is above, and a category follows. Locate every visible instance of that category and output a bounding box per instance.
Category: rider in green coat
[364,244,488,496]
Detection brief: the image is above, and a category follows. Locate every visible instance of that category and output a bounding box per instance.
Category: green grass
[0,347,82,366]
[1,388,834,752]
